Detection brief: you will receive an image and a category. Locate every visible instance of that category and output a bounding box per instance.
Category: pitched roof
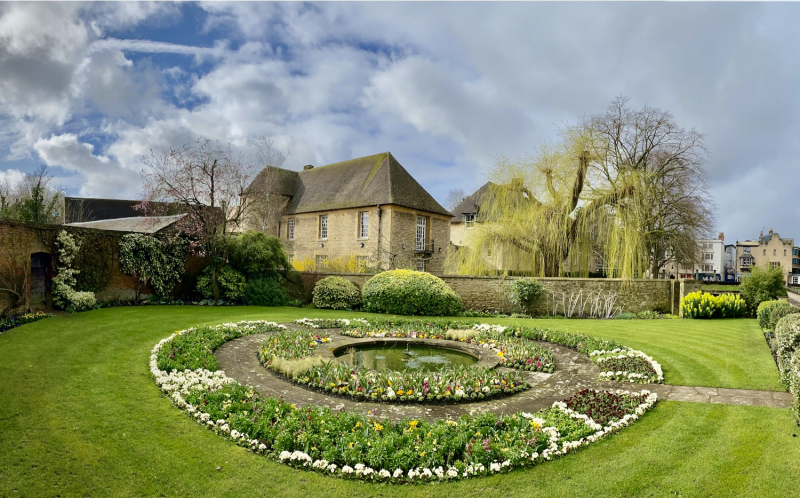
[267,152,451,216]
[450,181,498,222]
[246,166,299,197]
[65,214,186,234]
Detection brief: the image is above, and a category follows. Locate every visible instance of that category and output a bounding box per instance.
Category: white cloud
[34,134,141,198]
[0,167,24,186]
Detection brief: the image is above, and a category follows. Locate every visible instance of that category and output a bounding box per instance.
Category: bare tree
[584,95,714,277]
[445,188,467,211]
[0,237,30,315]
[139,138,269,298]
[240,137,290,234]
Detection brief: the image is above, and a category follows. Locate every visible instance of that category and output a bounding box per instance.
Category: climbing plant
[52,230,96,311]
[119,234,189,299]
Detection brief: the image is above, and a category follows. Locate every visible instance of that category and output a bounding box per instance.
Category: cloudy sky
[0,1,798,243]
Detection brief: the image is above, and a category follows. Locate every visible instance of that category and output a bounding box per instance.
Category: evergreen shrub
[243,278,288,307]
[757,299,799,331]
[361,270,462,316]
[196,266,246,301]
[312,276,361,310]
[507,278,545,314]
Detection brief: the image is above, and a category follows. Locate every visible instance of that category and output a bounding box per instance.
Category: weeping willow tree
[448,128,651,278]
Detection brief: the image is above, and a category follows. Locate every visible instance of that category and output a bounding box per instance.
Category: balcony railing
[414,239,435,254]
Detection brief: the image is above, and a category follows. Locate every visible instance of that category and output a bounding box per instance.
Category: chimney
[760,230,763,237]
[303,164,314,171]
[718,232,724,241]
[769,228,773,235]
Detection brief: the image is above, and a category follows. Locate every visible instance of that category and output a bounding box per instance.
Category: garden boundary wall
[299,272,702,316]
[0,219,207,313]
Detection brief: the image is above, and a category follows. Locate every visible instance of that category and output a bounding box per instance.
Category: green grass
[1,306,797,497]
[701,284,740,292]
[480,315,783,391]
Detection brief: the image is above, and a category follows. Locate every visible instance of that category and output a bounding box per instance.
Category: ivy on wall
[119,234,189,299]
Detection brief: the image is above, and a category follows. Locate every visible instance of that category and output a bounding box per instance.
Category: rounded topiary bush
[757,299,799,331]
[361,269,462,316]
[775,313,800,386]
[312,276,361,310]
[244,278,288,306]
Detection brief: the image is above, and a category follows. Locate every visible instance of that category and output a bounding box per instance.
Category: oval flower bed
[260,327,529,403]
[150,320,657,483]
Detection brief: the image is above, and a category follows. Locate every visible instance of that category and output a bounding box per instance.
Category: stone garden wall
[0,219,207,312]
[300,272,702,315]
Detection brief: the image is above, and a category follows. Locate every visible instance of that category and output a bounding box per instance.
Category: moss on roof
[280,152,451,216]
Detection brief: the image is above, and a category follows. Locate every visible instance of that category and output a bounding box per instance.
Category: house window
[319,215,328,240]
[417,258,426,272]
[464,213,476,229]
[743,247,751,254]
[772,262,781,269]
[315,255,328,266]
[288,218,295,240]
[794,258,800,265]
[356,256,368,270]
[763,249,767,256]
[703,253,713,260]
[416,216,427,251]
[358,212,369,238]
[742,257,752,266]
[773,249,777,256]
[288,254,294,263]
[703,264,714,272]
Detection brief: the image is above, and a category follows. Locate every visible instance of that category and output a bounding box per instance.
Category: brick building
[244,152,452,274]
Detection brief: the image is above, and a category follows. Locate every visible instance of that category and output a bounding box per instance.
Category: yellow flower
[409,420,418,429]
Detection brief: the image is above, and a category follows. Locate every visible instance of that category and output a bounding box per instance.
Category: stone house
[244,152,452,274]
[735,229,800,283]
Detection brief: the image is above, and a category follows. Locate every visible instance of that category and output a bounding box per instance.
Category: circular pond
[334,341,478,372]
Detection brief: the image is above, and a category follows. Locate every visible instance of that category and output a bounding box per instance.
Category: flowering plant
[292,362,528,403]
[0,311,51,332]
[590,349,663,384]
[150,324,658,483]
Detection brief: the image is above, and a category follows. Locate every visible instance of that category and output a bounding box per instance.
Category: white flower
[490,462,501,472]
[342,465,354,474]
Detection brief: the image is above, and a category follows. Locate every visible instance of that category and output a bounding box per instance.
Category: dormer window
[464,213,476,228]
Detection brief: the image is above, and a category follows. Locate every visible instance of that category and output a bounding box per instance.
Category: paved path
[785,291,800,308]
[215,329,792,422]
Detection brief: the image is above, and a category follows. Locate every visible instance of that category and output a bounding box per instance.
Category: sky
[0,1,798,244]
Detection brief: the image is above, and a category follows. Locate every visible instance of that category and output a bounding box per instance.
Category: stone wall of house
[384,206,450,274]
[280,204,450,273]
[299,271,701,316]
[280,206,381,268]
[0,220,208,312]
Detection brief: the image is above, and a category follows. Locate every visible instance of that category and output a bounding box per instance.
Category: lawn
[1,306,797,497]
[700,284,740,292]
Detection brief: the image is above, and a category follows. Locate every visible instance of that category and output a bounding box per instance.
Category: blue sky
[1,1,799,243]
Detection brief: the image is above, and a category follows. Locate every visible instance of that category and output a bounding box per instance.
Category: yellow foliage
[291,254,372,274]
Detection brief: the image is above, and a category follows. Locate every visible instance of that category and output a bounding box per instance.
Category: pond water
[335,343,478,372]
